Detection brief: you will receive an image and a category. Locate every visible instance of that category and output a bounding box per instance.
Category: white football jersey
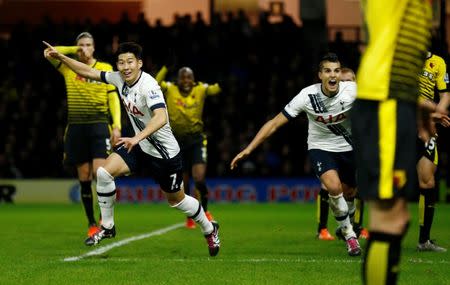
[102,71,180,159]
[283,81,356,152]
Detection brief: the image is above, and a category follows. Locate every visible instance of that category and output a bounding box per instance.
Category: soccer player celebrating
[155,65,221,228]
[44,32,121,238]
[416,51,450,252]
[316,67,368,241]
[231,53,361,256]
[43,41,220,257]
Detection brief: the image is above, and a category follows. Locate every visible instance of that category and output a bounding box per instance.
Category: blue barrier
[115,178,321,203]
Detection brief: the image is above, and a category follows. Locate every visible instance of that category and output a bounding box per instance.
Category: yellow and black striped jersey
[160,81,221,137]
[357,0,432,102]
[57,60,117,124]
[156,66,221,137]
[418,54,448,101]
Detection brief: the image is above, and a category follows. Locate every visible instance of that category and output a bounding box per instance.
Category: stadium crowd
[0,10,449,183]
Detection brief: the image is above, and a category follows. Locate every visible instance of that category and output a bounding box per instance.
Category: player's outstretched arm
[230,112,289,170]
[43,41,101,82]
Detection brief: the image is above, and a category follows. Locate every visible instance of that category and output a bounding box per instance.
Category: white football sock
[172,195,213,234]
[96,167,116,230]
[329,193,356,239]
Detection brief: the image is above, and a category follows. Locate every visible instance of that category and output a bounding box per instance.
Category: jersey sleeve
[144,83,166,111]
[155,66,169,92]
[282,91,306,120]
[101,71,123,88]
[108,90,121,130]
[436,58,448,92]
[47,46,79,69]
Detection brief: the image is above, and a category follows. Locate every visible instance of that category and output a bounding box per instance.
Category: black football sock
[363,231,402,285]
[80,181,96,225]
[317,188,329,232]
[195,181,209,212]
[418,187,436,243]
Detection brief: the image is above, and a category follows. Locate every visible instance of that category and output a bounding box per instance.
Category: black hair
[116,42,143,61]
[319,52,340,71]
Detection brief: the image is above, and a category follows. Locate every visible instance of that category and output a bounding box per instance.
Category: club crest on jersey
[315,113,346,124]
[122,85,130,96]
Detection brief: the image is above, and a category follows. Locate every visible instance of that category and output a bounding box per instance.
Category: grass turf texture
[0,203,448,285]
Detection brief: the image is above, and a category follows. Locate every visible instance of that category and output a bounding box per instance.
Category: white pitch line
[63,223,184,262]
[168,258,449,264]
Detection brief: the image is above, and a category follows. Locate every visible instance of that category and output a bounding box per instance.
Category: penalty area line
[63,223,184,262]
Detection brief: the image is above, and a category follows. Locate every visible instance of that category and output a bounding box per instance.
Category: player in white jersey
[43,41,220,256]
[230,53,361,256]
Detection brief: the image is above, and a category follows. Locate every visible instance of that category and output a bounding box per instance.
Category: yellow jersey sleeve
[46,46,79,68]
[102,64,121,130]
[155,66,168,92]
[419,55,448,100]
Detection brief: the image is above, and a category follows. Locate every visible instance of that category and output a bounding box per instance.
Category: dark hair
[319,52,340,70]
[116,42,143,60]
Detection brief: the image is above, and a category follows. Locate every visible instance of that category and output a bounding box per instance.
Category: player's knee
[325,183,341,195]
[97,166,114,184]
[419,178,435,189]
[372,199,410,234]
[343,186,357,199]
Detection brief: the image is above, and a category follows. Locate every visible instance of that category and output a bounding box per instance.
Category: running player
[316,67,368,240]
[43,41,220,256]
[231,53,361,256]
[44,32,121,238]
[156,65,221,228]
[353,1,435,283]
[416,51,449,252]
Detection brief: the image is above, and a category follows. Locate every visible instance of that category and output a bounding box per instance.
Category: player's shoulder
[340,81,357,89]
[139,71,161,91]
[300,83,321,95]
[289,84,319,104]
[339,81,357,98]
[429,54,446,67]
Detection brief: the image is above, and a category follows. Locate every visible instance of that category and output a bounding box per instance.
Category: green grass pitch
[0,203,448,285]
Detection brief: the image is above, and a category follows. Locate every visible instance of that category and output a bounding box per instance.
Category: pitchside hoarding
[0,178,320,203]
[114,178,320,203]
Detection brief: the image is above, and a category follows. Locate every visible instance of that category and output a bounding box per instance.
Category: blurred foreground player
[352,0,437,283]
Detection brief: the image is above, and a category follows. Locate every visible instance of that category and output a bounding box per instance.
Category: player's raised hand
[230,149,251,170]
[431,112,450,127]
[42,41,61,59]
